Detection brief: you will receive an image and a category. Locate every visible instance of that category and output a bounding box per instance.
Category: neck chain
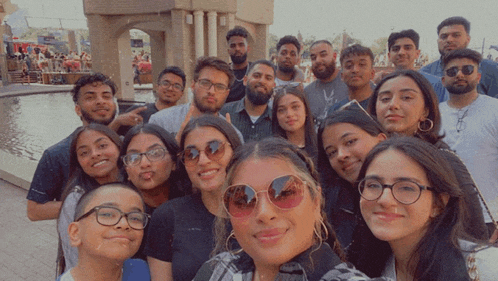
[455,95,478,133]
[231,64,247,82]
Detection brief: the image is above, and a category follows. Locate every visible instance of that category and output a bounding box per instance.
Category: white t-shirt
[439,94,498,222]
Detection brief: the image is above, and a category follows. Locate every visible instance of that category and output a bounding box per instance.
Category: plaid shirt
[193,243,393,281]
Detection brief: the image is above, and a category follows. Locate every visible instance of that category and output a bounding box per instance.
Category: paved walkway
[0,179,58,280]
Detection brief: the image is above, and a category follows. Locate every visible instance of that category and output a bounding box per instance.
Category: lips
[140,171,154,180]
[198,168,219,179]
[342,160,360,173]
[385,114,403,121]
[254,228,287,244]
[107,235,134,243]
[373,212,403,222]
[92,159,108,167]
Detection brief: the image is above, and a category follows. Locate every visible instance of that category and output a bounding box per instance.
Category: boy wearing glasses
[440,48,498,236]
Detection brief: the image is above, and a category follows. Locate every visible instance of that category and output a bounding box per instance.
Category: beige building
[84,0,274,100]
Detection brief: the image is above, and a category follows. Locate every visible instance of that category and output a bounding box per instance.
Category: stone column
[194,10,204,58]
[207,11,217,57]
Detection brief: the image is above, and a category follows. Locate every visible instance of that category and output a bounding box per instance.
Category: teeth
[93,160,107,167]
[200,170,217,176]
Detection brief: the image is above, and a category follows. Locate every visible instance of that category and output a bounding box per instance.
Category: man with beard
[421,16,498,98]
[328,44,375,113]
[226,26,251,103]
[304,40,348,127]
[440,49,498,234]
[149,56,243,140]
[220,60,275,142]
[275,35,305,86]
[26,73,140,221]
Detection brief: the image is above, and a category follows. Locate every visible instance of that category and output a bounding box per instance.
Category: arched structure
[83,0,274,101]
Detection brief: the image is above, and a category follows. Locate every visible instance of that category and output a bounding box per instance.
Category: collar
[235,98,272,119]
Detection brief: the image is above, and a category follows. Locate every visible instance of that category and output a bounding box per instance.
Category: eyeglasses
[358,178,434,205]
[339,99,375,119]
[223,175,306,218]
[445,65,475,77]
[197,79,229,92]
[75,206,150,230]
[179,140,230,167]
[159,80,183,91]
[122,147,169,166]
[274,81,302,91]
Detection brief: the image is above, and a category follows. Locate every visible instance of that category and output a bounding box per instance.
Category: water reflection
[0,91,154,161]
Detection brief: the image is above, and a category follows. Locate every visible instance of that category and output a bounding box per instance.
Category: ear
[68,222,83,247]
[191,80,196,89]
[414,49,421,59]
[332,52,337,61]
[376,133,388,142]
[370,67,376,80]
[476,71,482,84]
[243,75,248,86]
[75,104,82,118]
[431,193,450,218]
[171,160,177,172]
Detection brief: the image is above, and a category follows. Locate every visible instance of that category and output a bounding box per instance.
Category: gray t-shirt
[304,73,349,127]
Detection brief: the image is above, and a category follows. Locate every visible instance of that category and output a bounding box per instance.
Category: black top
[117,102,159,136]
[226,64,250,103]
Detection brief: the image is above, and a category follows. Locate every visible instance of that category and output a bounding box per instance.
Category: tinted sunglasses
[445,65,475,77]
[179,140,230,166]
[223,175,306,218]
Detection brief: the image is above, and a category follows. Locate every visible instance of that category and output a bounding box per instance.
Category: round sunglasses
[178,140,230,167]
[445,65,475,77]
[223,174,307,218]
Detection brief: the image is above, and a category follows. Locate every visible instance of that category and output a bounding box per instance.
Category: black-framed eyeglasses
[358,178,434,205]
[75,206,150,230]
[159,80,183,91]
[445,65,475,77]
[178,140,230,167]
[197,79,229,92]
[122,147,169,167]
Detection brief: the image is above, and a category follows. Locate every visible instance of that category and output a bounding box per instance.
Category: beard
[445,80,478,95]
[278,62,294,74]
[193,95,222,114]
[312,61,336,80]
[230,53,247,65]
[80,107,116,125]
[246,84,272,105]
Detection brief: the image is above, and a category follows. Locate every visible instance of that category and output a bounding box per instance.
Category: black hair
[71,73,117,103]
[226,26,249,41]
[277,35,301,54]
[437,16,471,34]
[388,29,420,51]
[246,59,276,76]
[349,136,469,280]
[442,48,482,69]
[157,66,186,88]
[367,70,443,145]
[340,44,375,65]
[193,56,235,88]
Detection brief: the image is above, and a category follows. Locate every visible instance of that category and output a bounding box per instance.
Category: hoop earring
[226,230,243,255]
[418,119,434,132]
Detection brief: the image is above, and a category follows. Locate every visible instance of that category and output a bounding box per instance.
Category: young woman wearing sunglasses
[57,183,150,281]
[194,137,390,281]
[349,137,498,281]
[366,70,488,241]
[120,123,190,260]
[144,115,242,281]
[57,124,123,275]
[272,85,318,161]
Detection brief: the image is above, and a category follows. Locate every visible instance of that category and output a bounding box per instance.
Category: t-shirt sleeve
[27,149,64,203]
[143,202,175,262]
[123,259,151,281]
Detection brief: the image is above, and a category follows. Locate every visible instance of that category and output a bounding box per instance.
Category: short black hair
[157,66,186,88]
[340,44,374,65]
[437,16,471,34]
[310,40,332,50]
[226,26,249,41]
[246,59,276,76]
[71,73,117,103]
[442,48,482,69]
[388,29,420,51]
[193,56,235,88]
[277,35,301,54]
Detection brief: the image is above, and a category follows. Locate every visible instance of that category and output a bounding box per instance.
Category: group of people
[25,15,498,281]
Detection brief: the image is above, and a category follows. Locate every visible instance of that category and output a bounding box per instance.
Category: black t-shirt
[144,193,216,281]
[226,64,250,103]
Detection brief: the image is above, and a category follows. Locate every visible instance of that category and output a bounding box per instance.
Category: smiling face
[437,25,470,56]
[183,126,233,193]
[230,157,319,271]
[388,37,421,70]
[71,186,144,261]
[244,63,276,106]
[156,72,184,106]
[360,149,437,248]
[375,76,428,136]
[75,82,117,126]
[322,123,386,184]
[310,43,337,81]
[124,133,175,191]
[76,130,120,184]
[276,94,307,134]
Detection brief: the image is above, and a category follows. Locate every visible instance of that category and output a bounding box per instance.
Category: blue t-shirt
[57,259,150,281]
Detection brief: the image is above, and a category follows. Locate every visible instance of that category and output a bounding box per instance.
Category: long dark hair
[272,86,318,160]
[348,136,469,280]
[367,70,443,145]
[121,123,191,198]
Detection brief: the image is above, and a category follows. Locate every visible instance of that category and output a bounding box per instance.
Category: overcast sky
[10,0,498,60]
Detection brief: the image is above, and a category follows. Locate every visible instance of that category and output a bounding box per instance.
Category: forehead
[366,149,427,181]
[379,76,421,92]
[392,37,416,47]
[249,63,275,77]
[231,157,297,188]
[342,54,372,64]
[310,43,332,54]
[278,43,298,54]
[184,126,228,147]
[159,72,182,82]
[127,133,163,151]
[278,94,304,106]
[439,24,467,35]
[85,187,143,212]
[77,130,109,146]
[228,36,247,45]
[198,67,229,85]
[445,57,478,68]
[80,82,112,95]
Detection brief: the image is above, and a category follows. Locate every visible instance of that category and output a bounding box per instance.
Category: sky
[8,0,498,60]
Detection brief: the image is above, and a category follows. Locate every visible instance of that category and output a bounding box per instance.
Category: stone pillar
[117,32,134,101]
[207,11,217,57]
[171,9,194,104]
[0,25,9,85]
[193,10,204,58]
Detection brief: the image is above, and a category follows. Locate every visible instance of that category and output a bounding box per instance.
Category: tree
[370,37,388,57]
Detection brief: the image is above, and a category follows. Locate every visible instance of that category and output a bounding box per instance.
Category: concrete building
[84,0,274,101]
